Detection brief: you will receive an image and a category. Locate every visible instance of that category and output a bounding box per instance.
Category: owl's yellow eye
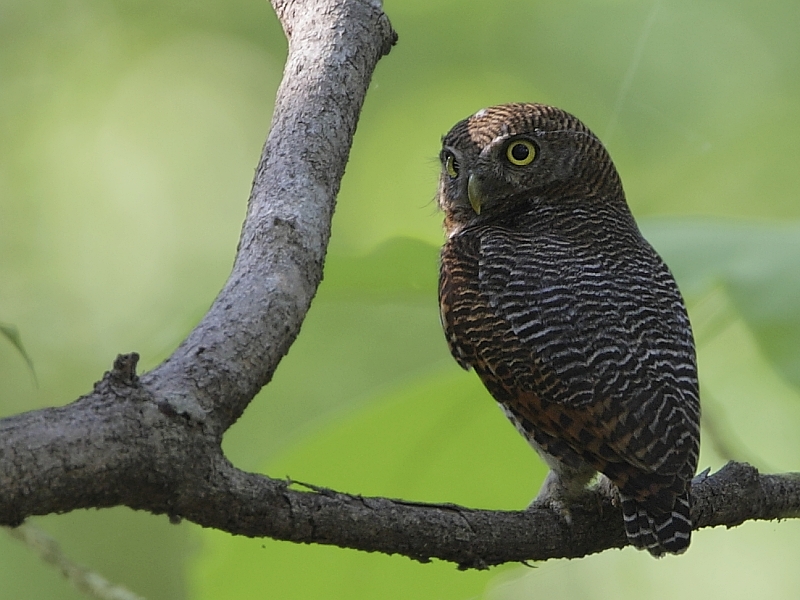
[506,140,536,166]
[444,153,459,178]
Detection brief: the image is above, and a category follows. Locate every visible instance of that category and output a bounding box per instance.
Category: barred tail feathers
[620,493,692,557]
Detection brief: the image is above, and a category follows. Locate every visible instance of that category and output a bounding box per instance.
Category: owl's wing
[439,233,482,371]
[475,229,700,488]
[440,231,541,386]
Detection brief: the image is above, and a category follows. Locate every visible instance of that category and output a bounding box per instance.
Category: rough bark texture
[1,0,799,569]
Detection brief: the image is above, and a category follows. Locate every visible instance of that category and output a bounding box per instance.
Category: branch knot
[110,353,140,386]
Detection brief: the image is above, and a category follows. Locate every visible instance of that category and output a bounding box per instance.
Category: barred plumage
[437,103,700,557]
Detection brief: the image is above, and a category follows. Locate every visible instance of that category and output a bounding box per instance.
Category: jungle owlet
[437,103,700,557]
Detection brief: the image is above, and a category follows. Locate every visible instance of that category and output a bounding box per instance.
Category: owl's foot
[527,468,597,525]
[586,473,622,517]
[594,473,620,506]
[528,495,576,524]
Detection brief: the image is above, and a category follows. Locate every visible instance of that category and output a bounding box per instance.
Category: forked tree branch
[1,0,799,570]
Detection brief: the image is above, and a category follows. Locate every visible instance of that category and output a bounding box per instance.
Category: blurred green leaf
[222,238,449,470]
[643,219,800,389]
[696,307,800,472]
[322,237,440,300]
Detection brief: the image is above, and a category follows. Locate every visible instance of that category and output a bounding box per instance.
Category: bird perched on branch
[437,103,700,556]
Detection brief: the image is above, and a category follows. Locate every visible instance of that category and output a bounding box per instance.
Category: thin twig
[4,523,145,600]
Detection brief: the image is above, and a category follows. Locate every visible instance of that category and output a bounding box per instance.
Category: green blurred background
[2,0,800,598]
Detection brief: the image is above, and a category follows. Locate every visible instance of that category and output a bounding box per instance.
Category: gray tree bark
[1,0,799,569]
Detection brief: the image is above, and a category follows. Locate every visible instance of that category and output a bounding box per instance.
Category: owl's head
[437,103,625,234]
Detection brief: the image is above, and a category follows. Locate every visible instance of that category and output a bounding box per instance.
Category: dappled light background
[2,0,800,598]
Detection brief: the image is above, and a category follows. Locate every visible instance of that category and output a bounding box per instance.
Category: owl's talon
[594,474,620,506]
[527,496,574,525]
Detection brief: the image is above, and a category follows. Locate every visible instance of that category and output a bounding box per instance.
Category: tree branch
[182,460,800,567]
[1,0,799,571]
[144,0,397,434]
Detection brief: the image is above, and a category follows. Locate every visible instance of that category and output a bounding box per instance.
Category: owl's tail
[620,492,692,557]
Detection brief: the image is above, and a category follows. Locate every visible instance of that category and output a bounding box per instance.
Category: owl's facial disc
[462,134,540,215]
[440,134,542,220]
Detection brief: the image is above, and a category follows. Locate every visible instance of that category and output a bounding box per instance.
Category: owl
[437,103,700,557]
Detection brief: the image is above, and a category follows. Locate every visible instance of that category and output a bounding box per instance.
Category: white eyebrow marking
[473,108,487,118]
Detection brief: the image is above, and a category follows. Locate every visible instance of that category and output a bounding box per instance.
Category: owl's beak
[467,173,483,215]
